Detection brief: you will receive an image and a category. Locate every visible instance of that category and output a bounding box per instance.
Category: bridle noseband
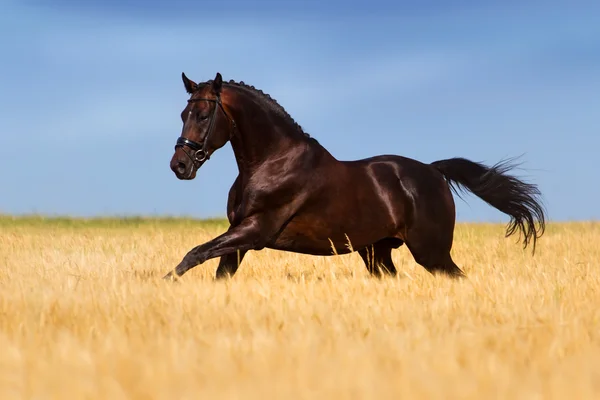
[175,93,236,165]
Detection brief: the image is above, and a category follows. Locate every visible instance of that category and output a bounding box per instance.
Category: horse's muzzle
[170,156,196,180]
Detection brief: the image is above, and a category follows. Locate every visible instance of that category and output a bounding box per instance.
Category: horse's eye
[198,114,209,121]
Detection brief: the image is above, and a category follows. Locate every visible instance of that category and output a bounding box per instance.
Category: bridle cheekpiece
[175,93,236,165]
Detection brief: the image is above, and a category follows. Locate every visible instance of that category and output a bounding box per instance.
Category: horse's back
[340,153,445,189]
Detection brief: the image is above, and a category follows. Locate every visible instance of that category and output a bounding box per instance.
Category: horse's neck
[229,107,314,171]
[229,125,301,170]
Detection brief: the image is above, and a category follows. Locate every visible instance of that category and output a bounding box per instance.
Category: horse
[163,71,546,281]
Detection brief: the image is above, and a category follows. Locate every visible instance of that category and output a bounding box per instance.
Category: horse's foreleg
[215,250,248,280]
[163,217,267,281]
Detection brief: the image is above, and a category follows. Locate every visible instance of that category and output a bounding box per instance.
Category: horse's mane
[203,78,316,143]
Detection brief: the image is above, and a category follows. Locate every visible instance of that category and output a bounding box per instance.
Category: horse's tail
[430,156,546,253]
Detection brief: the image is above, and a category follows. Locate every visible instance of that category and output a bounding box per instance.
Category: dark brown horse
[164,72,546,280]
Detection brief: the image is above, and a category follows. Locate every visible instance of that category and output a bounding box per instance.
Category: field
[1,215,600,399]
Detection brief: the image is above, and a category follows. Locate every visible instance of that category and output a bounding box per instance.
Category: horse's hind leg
[358,238,402,278]
[215,250,247,279]
[405,226,465,278]
[410,247,465,278]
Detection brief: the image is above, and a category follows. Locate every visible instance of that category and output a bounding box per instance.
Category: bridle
[175,93,236,165]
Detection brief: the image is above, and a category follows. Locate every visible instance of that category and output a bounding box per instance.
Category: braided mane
[203,78,315,142]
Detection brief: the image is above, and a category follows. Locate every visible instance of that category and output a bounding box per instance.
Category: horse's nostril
[177,162,186,174]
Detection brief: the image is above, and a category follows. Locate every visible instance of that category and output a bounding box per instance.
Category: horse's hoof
[162,271,178,282]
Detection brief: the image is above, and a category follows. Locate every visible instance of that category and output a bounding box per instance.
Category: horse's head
[170,72,236,180]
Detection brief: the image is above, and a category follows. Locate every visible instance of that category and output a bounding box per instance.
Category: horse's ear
[212,72,223,94]
[182,72,197,94]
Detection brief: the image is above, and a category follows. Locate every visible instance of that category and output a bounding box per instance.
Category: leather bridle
[175,93,236,166]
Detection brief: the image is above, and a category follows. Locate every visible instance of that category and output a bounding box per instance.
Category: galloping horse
[164,72,546,280]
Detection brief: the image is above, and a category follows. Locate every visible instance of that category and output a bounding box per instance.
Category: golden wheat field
[1,215,599,399]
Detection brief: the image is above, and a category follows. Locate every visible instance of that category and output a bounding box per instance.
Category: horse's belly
[268,214,391,256]
[268,221,349,255]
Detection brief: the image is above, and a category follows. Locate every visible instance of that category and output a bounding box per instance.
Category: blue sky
[1,0,599,222]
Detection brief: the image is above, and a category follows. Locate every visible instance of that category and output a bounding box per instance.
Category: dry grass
[1,215,600,399]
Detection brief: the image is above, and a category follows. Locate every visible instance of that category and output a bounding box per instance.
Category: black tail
[431,156,546,253]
